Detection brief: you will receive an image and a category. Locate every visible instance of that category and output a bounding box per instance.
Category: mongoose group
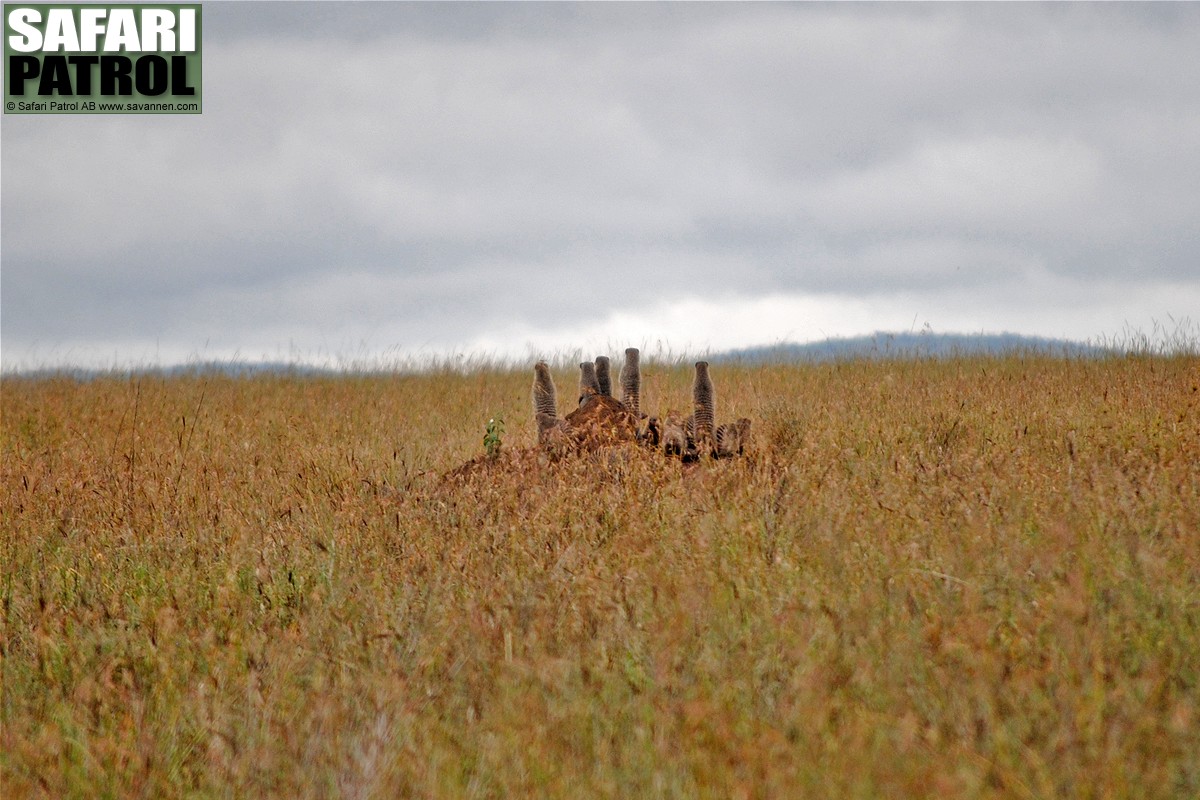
[532,348,751,460]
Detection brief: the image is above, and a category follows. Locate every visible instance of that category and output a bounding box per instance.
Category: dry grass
[2,355,1198,798]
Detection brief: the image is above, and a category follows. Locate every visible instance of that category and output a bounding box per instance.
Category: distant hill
[4,333,1112,379]
[713,332,1104,364]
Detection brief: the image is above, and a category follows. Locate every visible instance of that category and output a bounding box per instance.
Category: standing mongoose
[594,356,612,397]
[532,361,558,420]
[578,362,602,404]
[692,361,715,455]
[620,348,641,420]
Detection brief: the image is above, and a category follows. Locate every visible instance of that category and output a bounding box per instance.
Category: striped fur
[594,356,612,397]
[620,348,641,420]
[532,361,558,420]
[692,361,715,454]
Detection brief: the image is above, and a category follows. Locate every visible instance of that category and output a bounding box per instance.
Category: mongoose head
[643,415,661,447]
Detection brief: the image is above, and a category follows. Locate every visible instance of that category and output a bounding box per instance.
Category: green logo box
[4,3,201,114]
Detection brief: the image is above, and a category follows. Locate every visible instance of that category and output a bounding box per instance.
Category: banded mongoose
[594,356,612,397]
[578,362,602,404]
[692,360,715,455]
[620,347,641,420]
[532,361,558,420]
[661,411,689,457]
[715,418,752,458]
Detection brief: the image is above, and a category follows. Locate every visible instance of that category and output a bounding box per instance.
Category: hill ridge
[2,332,1113,379]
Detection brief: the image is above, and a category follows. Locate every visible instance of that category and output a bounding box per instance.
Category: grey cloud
[3,2,1198,366]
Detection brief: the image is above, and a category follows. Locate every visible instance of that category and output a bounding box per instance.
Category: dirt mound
[564,393,639,447]
[440,396,640,486]
[438,446,557,487]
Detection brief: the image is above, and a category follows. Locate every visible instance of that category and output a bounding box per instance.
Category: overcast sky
[3,1,1199,370]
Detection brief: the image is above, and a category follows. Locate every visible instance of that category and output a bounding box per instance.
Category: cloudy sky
[3,1,1199,370]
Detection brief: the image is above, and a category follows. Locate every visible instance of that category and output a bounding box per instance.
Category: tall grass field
[2,354,1198,798]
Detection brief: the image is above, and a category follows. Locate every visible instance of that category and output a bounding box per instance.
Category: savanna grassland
[2,355,1198,798]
